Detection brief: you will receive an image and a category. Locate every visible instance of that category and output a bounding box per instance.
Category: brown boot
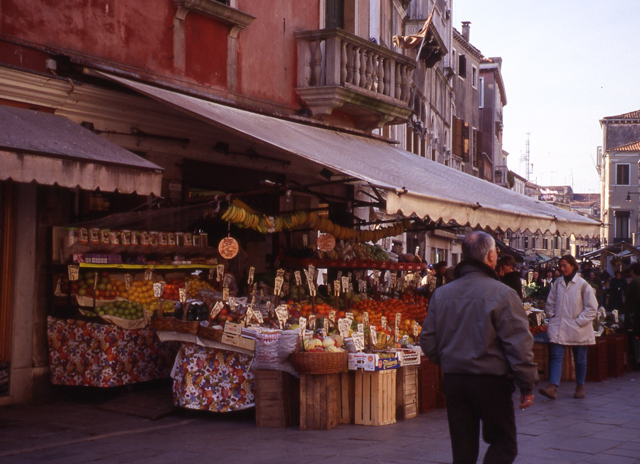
[538,383,558,400]
[574,385,585,399]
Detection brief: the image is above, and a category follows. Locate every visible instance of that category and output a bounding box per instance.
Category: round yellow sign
[218,236,239,259]
[317,233,336,252]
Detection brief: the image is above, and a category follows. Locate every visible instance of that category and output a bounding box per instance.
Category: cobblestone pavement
[1,372,640,464]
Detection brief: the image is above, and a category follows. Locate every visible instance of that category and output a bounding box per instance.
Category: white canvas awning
[0,105,163,195]
[97,72,600,237]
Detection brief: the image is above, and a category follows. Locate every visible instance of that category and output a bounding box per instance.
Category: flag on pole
[392,4,437,50]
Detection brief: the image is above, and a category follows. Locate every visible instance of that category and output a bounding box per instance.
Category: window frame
[616,163,630,185]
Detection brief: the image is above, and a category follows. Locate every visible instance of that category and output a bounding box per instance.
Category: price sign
[358,279,367,293]
[294,271,302,286]
[275,305,289,329]
[308,315,317,330]
[329,310,336,323]
[302,234,308,247]
[153,282,163,298]
[334,280,341,296]
[395,313,401,328]
[248,267,255,285]
[323,318,329,333]
[322,272,327,285]
[346,311,354,320]
[370,325,377,346]
[276,268,285,278]
[179,287,187,304]
[68,265,79,281]
[274,276,284,296]
[144,269,153,281]
[373,270,380,286]
[298,316,307,337]
[338,318,351,339]
[210,301,224,320]
[222,287,229,301]
[209,268,215,280]
[353,332,365,351]
[124,273,132,291]
[217,264,225,282]
[341,276,350,293]
[390,272,397,288]
[308,281,317,297]
[357,323,364,333]
[363,311,369,328]
[381,316,387,329]
[536,312,543,326]
[402,334,409,344]
[228,296,237,311]
[308,264,316,281]
[394,327,400,343]
[218,236,239,259]
[413,322,421,338]
[415,245,420,255]
[223,274,233,288]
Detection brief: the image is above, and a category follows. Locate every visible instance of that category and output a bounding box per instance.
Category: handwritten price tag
[153,282,163,298]
[342,276,350,293]
[210,301,224,320]
[124,273,132,291]
[413,322,421,338]
[353,332,365,351]
[209,268,215,280]
[334,280,341,296]
[363,312,369,328]
[222,287,229,301]
[323,318,329,333]
[217,264,225,282]
[346,311,354,320]
[299,316,307,337]
[274,276,284,296]
[370,325,377,346]
[338,318,351,339]
[357,323,364,333]
[275,305,289,329]
[294,271,302,286]
[381,316,387,329]
[68,265,79,281]
[144,269,153,281]
[248,266,255,285]
[329,310,336,323]
[395,313,401,328]
[308,315,317,330]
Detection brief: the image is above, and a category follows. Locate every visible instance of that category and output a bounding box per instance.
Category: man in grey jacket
[420,231,538,464]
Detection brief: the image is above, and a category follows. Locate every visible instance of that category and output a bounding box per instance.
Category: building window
[472,66,478,88]
[325,0,344,29]
[458,55,467,78]
[478,77,484,108]
[615,211,630,241]
[554,236,559,249]
[616,164,630,185]
[524,236,529,250]
[451,49,456,73]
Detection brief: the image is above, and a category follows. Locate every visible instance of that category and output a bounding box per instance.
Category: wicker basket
[290,351,348,375]
[198,322,223,342]
[150,302,199,335]
[150,316,177,332]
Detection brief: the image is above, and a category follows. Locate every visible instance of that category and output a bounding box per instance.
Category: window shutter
[463,123,470,162]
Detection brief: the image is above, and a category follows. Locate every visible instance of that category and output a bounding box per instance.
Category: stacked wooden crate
[354,370,396,426]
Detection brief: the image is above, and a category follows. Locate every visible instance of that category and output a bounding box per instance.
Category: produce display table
[171,342,255,413]
[47,316,178,387]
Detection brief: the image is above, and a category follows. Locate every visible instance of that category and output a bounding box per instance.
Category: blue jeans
[549,343,587,386]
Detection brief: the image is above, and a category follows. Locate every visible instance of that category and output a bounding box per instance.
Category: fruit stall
[47,192,446,427]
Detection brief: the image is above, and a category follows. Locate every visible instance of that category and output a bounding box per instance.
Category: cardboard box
[348,353,400,371]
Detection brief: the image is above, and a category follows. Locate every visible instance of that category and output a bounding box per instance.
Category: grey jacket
[420,261,539,395]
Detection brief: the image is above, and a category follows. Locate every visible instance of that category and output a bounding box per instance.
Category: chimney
[461,21,471,42]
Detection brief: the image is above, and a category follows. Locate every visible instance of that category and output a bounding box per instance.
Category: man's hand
[519,393,534,410]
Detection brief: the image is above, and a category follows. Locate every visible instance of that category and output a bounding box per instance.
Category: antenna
[520,133,531,181]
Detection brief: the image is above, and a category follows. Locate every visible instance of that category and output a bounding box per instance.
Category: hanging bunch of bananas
[221,205,412,243]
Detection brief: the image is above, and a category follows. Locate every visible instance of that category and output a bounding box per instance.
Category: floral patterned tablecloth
[171,343,255,413]
[47,316,178,387]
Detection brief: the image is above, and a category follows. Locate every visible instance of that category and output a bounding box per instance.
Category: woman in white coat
[538,254,598,400]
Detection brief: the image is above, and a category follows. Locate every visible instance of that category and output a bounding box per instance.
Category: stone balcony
[295,28,416,131]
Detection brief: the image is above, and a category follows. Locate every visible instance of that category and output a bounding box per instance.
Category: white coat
[545,273,598,345]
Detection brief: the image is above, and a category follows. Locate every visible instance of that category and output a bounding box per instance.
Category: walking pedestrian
[624,263,640,369]
[539,254,598,400]
[420,231,538,464]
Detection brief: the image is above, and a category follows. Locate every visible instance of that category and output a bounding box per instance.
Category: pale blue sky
[453,0,640,193]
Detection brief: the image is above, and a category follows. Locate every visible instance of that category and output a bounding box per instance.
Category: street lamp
[625,191,640,202]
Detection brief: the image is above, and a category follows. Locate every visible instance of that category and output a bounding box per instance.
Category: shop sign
[317,233,336,252]
[219,236,239,259]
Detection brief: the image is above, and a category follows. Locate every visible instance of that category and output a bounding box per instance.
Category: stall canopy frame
[93,71,600,238]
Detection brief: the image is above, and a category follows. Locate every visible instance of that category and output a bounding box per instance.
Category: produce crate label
[221,332,240,346]
[144,269,153,281]
[329,310,336,323]
[179,287,186,303]
[223,321,243,336]
[370,325,377,345]
[334,280,341,296]
[413,322,421,338]
[294,271,302,286]
[363,312,369,327]
[338,318,351,339]
[275,305,289,329]
[124,273,132,290]
[153,282,163,298]
[352,332,365,352]
[341,276,350,293]
[210,301,224,319]
[274,276,284,296]
[222,287,229,301]
[381,316,387,329]
[357,323,364,333]
[68,265,79,281]
[217,264,225,282]
[248,266,255,285]
[395,313,401,328]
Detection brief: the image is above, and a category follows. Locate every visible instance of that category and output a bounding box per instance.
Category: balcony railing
[295,28,416,130]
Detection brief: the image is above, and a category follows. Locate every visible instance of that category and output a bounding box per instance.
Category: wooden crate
[532,343,549,381]
[396,365,418,420]
[587,338,608,382]
[606,334,625,378]
[254,370,299,428]
[299,373,339,430]
[354,369,396,426]
[339,371,355,424]
[419,356,438,413]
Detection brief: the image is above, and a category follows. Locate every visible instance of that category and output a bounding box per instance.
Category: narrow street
[1,372,639,464]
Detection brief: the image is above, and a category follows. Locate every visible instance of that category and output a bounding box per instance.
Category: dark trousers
[444,374,518,464]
